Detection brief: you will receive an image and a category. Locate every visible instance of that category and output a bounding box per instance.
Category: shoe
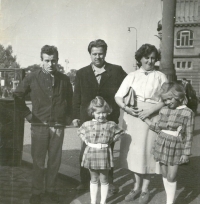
[139,191,150,204]
[29,194,41,204]
[125,189,141,202]
[109,183,119,194]
[76,183,89,190]
[46,192,60,203]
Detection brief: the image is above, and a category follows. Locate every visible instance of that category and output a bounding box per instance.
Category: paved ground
[0,104,200,204]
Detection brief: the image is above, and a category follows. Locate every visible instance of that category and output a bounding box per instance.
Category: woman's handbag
[123,87,136,107]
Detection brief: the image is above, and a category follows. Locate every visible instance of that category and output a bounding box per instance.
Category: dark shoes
[46,192,60,203]
[139,191,150,204]
[125,189,141,202]
[109,183,119,194]
[29,194,41,204]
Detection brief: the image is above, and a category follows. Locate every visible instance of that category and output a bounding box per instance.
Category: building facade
[174,0,200,96]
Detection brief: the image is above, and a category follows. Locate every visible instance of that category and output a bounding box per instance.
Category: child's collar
[176,105,187,109]
[92,119,107,123]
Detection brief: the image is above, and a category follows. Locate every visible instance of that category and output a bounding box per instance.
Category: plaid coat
[78,120,124,170]
[149,105,195,165]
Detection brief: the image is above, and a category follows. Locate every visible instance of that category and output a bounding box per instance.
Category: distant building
[174,0,200,96]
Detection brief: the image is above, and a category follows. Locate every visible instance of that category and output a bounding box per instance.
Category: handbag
[123,87,136,107]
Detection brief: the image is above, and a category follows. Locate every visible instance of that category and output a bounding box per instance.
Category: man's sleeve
[14,75,32,118]
[72,71,81,120]
[119,66,127,83]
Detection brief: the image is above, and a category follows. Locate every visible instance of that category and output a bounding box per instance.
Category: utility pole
[160,0,177,82]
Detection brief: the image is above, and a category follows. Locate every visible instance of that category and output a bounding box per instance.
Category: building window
[176,30,193,47]
[176,61,192,69]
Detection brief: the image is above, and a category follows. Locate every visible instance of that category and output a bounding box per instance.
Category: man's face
[90,47,106,68]
[41,53,58,73]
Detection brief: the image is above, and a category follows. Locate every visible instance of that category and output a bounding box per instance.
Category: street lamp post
[128,27,138,69]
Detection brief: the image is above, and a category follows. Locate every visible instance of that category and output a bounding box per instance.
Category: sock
[166,181,177,204]
[162,177,168,192]
[100,183,109,204]
[90,181,98,204]
[162,177,168,203]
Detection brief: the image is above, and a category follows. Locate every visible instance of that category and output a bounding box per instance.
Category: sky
[0,0,163,73]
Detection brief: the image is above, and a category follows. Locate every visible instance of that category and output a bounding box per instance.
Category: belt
[87,142,108,149]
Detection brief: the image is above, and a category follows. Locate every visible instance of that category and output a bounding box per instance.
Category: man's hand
[25,113,32,123]
[72,119,81,127]
[179,155,189,163]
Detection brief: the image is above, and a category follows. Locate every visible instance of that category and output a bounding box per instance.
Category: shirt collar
[92,64,106,76]
[176,105,187,109]
[139,67,155,74]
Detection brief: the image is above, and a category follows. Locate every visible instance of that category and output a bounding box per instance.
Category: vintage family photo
[0,0,200,204]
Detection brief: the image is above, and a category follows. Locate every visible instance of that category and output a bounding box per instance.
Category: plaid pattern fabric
[150,106,195,165]
[78,120,124,169]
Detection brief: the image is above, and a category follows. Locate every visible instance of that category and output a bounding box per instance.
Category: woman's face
[140,52,156,71]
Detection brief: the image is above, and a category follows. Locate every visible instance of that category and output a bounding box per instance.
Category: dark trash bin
[0,69,25,166]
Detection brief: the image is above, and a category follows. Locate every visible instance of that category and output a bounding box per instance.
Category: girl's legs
[99,169,109,204]
[89,169,99,204]
[160,164,178,204]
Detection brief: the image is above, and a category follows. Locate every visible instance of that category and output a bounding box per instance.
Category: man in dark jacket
[73,39,127,193]
[14,45,73,204]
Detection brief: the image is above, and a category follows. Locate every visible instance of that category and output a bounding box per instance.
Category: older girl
[78,96,124,204]
[143,82,195,204]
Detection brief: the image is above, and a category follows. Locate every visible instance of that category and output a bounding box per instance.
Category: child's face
[93,107,108,123]
[163,97,180,109]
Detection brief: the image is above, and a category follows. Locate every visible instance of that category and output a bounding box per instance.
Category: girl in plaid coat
[78,96,124,204]
[142,82,195,204]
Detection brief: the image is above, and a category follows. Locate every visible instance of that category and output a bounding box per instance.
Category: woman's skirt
[120,101,160,174]
[152,131,184,166]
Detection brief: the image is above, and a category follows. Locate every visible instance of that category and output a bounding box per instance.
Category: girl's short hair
[160,82,187,104]
[87,96,112,117]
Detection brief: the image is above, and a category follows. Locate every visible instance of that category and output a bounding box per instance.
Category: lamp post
[128,27,138,69]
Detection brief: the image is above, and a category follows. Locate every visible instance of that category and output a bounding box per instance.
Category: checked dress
[149,105,195,166]
[78,120,124,170]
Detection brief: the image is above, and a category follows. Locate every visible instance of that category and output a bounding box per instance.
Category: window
[176,61,192,69]
[176,30,193,47]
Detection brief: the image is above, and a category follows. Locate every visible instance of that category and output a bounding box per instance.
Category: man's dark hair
[40,45,59,60]
[88,39,107,54]
[135,44,159,67]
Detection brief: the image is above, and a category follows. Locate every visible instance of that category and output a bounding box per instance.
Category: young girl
[78,96,124,204]
[141,82,195,204]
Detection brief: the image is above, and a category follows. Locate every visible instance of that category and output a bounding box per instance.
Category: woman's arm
[138,101,165,120]
[115,96,141,117]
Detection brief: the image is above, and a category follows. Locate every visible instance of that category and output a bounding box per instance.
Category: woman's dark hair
[135,44,159,67]
[88,39,107,54]
[40,45,59,60]
[87,96,112,117]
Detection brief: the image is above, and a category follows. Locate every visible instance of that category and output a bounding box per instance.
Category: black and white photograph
[0,0,200,203]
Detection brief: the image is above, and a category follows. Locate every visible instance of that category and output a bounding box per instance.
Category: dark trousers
[31,126,64,195]
[79,142,114,185]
